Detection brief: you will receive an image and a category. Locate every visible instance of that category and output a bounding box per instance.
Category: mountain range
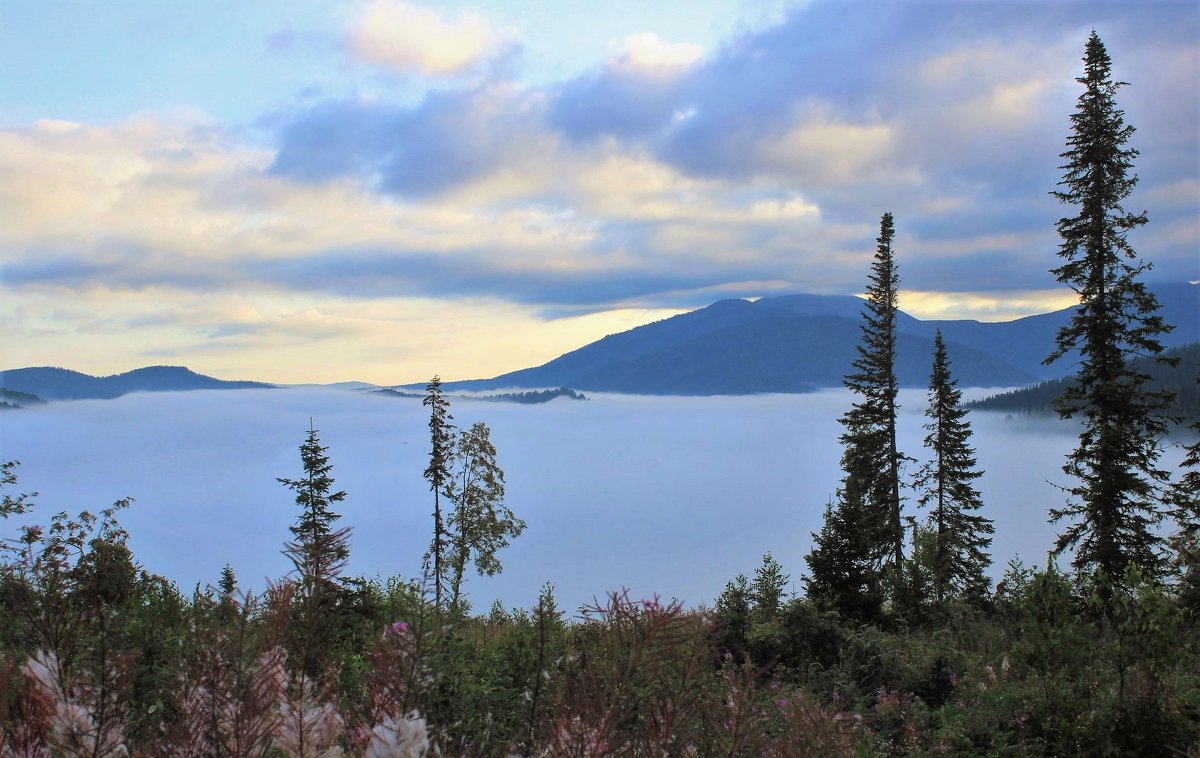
[414,282,1197,395]
[0,366,273,403]
[3,283,1195,400]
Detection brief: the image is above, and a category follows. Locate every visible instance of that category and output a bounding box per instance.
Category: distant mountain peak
[0,366,275,402]
[423,281,1197,396]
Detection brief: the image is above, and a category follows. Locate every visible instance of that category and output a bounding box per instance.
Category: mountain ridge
[0,365,275,402]
[415,282,1197,395]
[4,283,1195,400]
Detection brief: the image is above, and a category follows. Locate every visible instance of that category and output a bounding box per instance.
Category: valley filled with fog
[1,388,1188,614]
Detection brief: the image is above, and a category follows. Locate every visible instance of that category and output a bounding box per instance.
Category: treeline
[968,341,1200,423]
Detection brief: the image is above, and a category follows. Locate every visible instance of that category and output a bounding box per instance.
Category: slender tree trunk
[936,461,946,605]
[886,290,904,573]
[432,489,444,610]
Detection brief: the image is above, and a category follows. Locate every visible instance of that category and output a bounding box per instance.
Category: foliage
[808,213,908,624]
[444,421,525,615]
[422,376,455,610]
[968,341,1200,424]
[4,445,1200,755]
[915,331,994,604]
[278,423,352,680]
[1046,31,1177,589]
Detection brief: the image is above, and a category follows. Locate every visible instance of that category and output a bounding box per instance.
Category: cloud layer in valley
[1,1,1196,383]
[6,389,1181,613]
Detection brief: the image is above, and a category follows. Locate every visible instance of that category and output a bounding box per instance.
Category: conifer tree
[806,213,906,620]
[278,422,350,676]
[847,212,905,573]
[444,421,524,614]
[915,331,993,603]
[1046,32,1176,586]
[278,422,350,579]
[749,552,789,623]
[423,376,455,610]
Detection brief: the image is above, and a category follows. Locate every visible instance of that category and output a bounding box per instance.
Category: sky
[1,0,1197,385]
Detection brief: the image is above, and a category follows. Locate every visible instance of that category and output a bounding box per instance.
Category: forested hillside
[968,342,1200,424]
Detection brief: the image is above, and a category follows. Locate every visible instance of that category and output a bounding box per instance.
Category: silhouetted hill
[416,283,1196,396]
[967,342,1200,425]
[0,366,274,401]
[0,387,46,409]
[551,315,1034,394]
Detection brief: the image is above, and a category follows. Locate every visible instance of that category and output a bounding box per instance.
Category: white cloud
[0,116,602,270]
[611,32,702,72]
[346,0,509,76]
[899,289,1080,322]
[754,110,902,186]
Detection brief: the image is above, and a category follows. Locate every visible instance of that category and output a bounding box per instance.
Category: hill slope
[0,366,274,401]
[428,283,1196,396]
[967,342,1200,425]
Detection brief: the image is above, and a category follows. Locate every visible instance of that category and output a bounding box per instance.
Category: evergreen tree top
[278,424,346,543]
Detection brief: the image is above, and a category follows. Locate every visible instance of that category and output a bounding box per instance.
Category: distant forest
[968,342,1200,424]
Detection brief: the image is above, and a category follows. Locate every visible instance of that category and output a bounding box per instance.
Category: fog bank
[1,388,1187,614]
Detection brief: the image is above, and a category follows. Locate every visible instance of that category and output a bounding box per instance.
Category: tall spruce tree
[423,376,455,610]
[278,422,350,676]
[915,331,993,603]
[1046,32,1176,586]
[805,212,905,620]
[278,422,350,578]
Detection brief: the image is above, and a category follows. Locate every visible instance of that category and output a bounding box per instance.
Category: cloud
[900,289,1081,323]
[612,32,703,72]
[346,0,512,77]
[271,83,553,198]
[3,1,1197,384]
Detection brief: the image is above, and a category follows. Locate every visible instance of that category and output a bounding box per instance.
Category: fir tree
[423,376,455,610]
[749,552,789,623]
[1046,32,1176,586]
[915,331,993,603]
[805,499,884,623]
[806,213,905,620]
[218,564,237,599]
[278,422,350,676]
[278,422,350,577]
[713,573,751,659]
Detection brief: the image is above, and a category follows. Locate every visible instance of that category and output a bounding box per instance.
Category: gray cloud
[241,245,777,310]
[271,83,546,197]
[269,1,1196,247]
[12,2,1193,321]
